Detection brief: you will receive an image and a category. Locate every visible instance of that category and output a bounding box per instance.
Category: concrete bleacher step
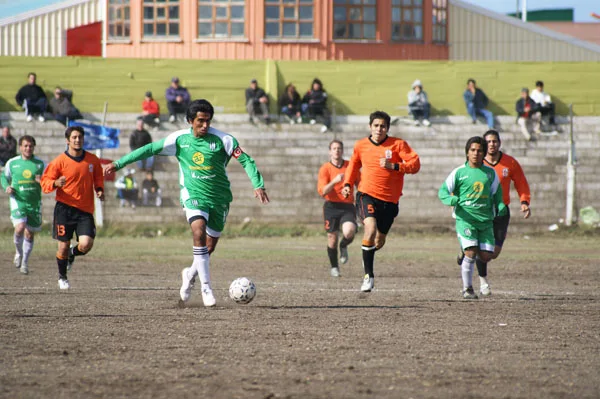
[1,112,598,229]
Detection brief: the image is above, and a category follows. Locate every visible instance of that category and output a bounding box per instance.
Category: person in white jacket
[115,169,139,208]
[530,80,557,128]
[407,79,431,127]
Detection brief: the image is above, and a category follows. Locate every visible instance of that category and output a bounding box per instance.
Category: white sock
[461,256,475,290]
[480,276,489,287]
[22,238,34,265]
[14,233,23,257]
[191,246,210,287]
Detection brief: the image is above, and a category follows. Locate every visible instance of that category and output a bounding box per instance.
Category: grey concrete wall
[1,113,598,232]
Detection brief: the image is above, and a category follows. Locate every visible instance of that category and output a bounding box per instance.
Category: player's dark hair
[329,139,343,150]
[19,135,36,146]
[465,136,487,158]
[536,80,544,87]
[186,99,214,122]
[467,78,476,85]
[483,129,501,143]
[65,126,84,139]
[369,111,391,129]
[28,72,36,78]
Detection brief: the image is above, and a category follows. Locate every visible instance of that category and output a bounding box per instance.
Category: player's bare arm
[341,184,351,198]
[96,189,105,201]
[322,173,344,196]
[521,203,531,219]
[102,162,117,176]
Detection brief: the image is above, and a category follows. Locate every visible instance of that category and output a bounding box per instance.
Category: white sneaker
[413,120,421,126]
[168,115,176,123]
[20,264,29,275]
[289,119,296,125]
[179,267,193,302]
[58,278,70,290]
[310,119,316,125]
[26,115,33,122]
[339,246,349,264]
[422,119,431,127]
[154,117,160,125]
[320,125,328,133]
[38,115,45,122]
[330,267,340,277]
[480,283,491,296]
[361,274,374,292]
[14,253,22,268]
[201,284,216,307]
[296,116,303,124]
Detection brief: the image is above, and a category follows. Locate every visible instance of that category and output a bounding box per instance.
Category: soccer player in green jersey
[1,135,45,275]
[438,136,506,299]
[103,99,269,307]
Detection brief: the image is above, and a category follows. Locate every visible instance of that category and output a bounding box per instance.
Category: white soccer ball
[229,277,256,304]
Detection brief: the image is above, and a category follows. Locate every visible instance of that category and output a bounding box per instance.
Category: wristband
[521,201,529,206]
[393,164,400,171]
[343,183,351,188]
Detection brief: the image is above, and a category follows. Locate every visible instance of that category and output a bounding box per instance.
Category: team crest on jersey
[209,142,216,151]
[472,181,484,193]
[22,170,32,179]
[502,168,509,177]
[89,165,94,173]
[233,147,244,159]
[464,228,472,237]
[192,152,205,165]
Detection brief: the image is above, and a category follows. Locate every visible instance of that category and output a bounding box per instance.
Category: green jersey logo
[192,152,205,165]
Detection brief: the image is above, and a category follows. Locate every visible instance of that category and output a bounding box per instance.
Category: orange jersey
[484,152,531,205]
[41,151,104,214]
[344,135,420,203]
[317,160,354,204]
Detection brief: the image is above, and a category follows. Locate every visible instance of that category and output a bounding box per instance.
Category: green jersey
[1,155,45,207]
[438,162,506,227]
[114,127,264,206]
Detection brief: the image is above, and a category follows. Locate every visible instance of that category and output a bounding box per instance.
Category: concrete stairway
[1,112,598,231]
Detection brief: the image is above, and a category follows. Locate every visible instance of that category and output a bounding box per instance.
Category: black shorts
[323,201,356,233]
[356,192,399,235]
[493,207,511,248]
[52,201,96,242]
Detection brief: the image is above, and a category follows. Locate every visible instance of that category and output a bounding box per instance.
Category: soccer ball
[229,277,256,304]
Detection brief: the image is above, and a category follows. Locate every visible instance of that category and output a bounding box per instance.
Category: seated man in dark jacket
[0,126,17,166]
[245,79,270,124]
[463,78,494,129]
[515,88,541,141]
[302,78,331,133]
[165,77,191,123]
[48,87,83,126]
[15,72,48,123]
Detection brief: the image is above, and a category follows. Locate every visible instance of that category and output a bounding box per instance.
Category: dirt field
[1,232,599,399]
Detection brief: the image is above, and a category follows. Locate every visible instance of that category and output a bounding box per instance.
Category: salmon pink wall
[106,0,448,61]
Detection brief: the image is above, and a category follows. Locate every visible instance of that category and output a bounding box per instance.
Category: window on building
[333,0,377,40]
[198,0,245,38]
[108,0,130,39]
[265,0,314,39]
[143,0,180,38]
[391,0,422,41]
[432,0,447,43]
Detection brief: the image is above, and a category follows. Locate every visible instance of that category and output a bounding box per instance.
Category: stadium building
[1,0,600,61]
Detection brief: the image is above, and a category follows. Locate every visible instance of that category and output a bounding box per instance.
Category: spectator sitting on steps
[142,170,162,207]
[165,77,190,123]
[130,119,154,172]
[15,72,48,123]
[48,87,83,126]
[407,79,431,127]
[115,169,138,209]
[141,91,160,128]
[302,78,331,133]
[245,79,270,125]
[530,80,557,131]
[516,88,541,142]
[279,83,302,124]
[0,126,17,167]
[463,78,494,129]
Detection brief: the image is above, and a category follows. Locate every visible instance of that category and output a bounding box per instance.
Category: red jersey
[484,152,531,205]
[41,151,104,214]
[142,99,160,115]
[317,160,354,204]
[344,135,420,203]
